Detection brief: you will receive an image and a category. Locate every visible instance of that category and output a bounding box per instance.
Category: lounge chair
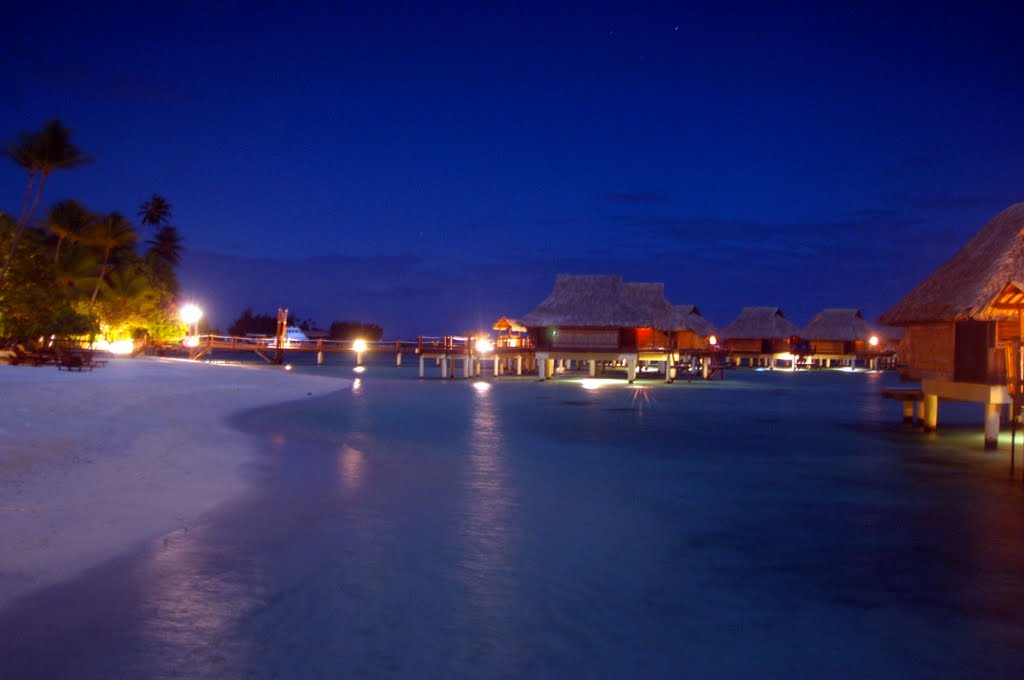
[9,344,55,366]
[56,347,94,372]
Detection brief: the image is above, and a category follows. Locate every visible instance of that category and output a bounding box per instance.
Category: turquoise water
[4,367,1024,678]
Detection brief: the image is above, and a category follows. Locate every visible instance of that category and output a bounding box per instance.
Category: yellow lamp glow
[180,303,203,325]
[475,338,494,354]
[869,335,879,347]
[709,335,718,346]
[352,339,368,353]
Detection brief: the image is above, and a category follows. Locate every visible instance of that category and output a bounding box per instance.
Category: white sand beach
[0,357,345,609]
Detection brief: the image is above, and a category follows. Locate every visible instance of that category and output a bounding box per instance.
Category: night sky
[3,2,1023,338]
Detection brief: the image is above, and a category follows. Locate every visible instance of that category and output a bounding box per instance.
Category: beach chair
[9,343,53,366]
[56,347,93,372]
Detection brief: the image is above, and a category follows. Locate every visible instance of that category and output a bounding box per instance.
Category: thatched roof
[880,203,1024,325]
[719,307,799,340]
[493,317,526,333]
[522,274,697,330]
[801,308,879,341]
[673,305,717,336]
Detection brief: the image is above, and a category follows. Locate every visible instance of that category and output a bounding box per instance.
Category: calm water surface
[4,366,1024,678]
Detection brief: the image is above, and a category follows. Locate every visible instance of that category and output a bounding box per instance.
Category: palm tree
[138,194,172,230]
[81,212,137,306]
[146,225,184,268]
[47,199,93,264]
[93,266,160,331]
[1,120,90,285]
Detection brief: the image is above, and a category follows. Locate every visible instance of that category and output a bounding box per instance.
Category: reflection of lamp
[180,303,203,338]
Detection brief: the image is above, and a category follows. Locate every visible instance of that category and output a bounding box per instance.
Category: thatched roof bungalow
[801,308,881,357]
[673,305,717,350]
[880,202,1024,384]
[492,317,529,348]
[879,203,1024,447]
[522,274,680,352]
[719,307,799,357]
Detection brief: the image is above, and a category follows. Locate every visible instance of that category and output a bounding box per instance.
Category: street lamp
[180,303,203,345]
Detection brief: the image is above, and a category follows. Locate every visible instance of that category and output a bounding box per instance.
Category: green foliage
[2,121,187,344]
[329,320,384,341]
[0,213,97,340]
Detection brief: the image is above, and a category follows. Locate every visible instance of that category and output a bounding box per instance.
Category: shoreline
[0,357,346,610]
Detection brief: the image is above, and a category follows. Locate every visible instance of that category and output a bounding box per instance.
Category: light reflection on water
[5,370,1024,677]
[137,529,263,677]
[462,382,514,579]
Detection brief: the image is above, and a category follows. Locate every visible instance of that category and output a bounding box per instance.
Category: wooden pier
[172,331,732,384]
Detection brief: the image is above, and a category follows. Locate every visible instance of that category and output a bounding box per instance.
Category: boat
[266,326,311,348]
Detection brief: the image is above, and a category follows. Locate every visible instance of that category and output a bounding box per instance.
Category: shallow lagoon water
[4,366,1024,678]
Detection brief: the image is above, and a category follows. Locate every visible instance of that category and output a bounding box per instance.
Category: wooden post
[419,355,425,379]
[984,402,1000,451]
[316,351,324,366]
[516,355,522,376]
[441,356,448,380]
[274,307,288,365]
[589,359,597,377]
[396,352,402,367]
[627,357,637,383]
[923,394,938,432]
[902,400,914,425]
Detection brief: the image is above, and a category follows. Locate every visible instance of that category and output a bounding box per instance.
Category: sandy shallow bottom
[0,357,345,608]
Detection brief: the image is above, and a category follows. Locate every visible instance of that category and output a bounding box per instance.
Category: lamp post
[180,303,203,347]
[352,338,367,366]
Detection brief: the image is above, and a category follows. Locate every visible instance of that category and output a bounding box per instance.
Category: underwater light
[353,365,366,373]
[473,381,491,392]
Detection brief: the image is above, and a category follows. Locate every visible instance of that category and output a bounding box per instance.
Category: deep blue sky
[3,2,1023,337]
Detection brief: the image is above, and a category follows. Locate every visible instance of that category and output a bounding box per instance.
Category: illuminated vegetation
[0,121,187,347]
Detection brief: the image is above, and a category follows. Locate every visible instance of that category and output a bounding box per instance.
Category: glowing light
[179,303,203,325]
[352,378,362,392]
[352,339,368,353]
[580,378,621,390]
[473,381,491,392]
[777,352,794,362]
[869,335,879,347]
[708,335,718,346]
[285,364,293,371]
[353,365,366,373]
[475,338,494,354]
[106,339,134,355]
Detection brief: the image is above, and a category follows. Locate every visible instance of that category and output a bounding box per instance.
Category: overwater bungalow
[719,306,800,368]
[521,274,712,382]
[880,202,1024,448]
[801,308,886,368]
[492,317,529,348]
[673,305,717,351]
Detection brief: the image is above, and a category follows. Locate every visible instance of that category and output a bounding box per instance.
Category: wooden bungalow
[492,317,529,348]
[800,308,886,368]
[521,274,712,382]
[719,306,800,368]
[880,202,1024,449]
[673,305,717,351]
